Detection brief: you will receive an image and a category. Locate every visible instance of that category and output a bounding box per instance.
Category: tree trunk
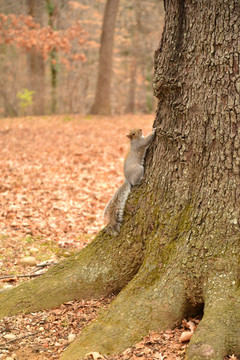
[124,57,137,113]
[27,0,45,116]
[90,0,119,115]
[46,0,58,114]
[1,1,240,359]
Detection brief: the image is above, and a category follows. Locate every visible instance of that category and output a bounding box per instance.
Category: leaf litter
[0,115,238,359]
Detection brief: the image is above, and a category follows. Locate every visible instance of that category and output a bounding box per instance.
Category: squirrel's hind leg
[129,165,144,186]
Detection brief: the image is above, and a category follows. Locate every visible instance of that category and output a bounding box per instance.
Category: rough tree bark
[90,0,119,115]
[0,1,240,359]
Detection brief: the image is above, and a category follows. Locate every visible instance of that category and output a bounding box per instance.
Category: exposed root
[60,266,186,360]
[0,230,144,318]
[186,291,240,360]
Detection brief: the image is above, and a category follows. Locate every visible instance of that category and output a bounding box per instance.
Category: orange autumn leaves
[0,13,87,67]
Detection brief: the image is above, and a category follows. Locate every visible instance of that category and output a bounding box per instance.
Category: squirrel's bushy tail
[103,180,131,235]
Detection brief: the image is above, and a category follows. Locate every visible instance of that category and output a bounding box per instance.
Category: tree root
[60,264,186,359]
[186,291,240,360]
[58,234,240,360]
[0,229,144,318]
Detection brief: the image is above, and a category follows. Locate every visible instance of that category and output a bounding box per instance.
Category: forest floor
[0,115,238,360]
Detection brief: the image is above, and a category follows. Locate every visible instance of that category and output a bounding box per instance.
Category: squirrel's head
[126,128,142,140]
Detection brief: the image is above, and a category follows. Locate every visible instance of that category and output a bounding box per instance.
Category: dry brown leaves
[0,312,198,360]
[0,114,153,276]
[0,297,112,360]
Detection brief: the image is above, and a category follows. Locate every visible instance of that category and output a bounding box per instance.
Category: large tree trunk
[90,0,119,115]
[0,1,240,359]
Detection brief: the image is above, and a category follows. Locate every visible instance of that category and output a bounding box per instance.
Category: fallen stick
[0,262,57,281]
[0,330,41,348]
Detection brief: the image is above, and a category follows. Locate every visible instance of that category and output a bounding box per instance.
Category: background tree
[27,0,45,115]
[0,0,163,116]
[114,0,164,114]
[0,0,87,116]
[90,0,119,115]
[46,0,58,114]
[124,8,139,114]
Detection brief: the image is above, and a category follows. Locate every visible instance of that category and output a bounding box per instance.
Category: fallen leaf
[180,331,193,342]
[84,351,105,359]
[154,352,167,359]
[187,320,195,333]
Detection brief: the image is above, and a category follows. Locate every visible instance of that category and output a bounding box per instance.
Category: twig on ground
[0,330,41,348]
[0,261,57,281]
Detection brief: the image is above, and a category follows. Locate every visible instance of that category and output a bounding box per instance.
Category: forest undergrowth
[0,115,237,360]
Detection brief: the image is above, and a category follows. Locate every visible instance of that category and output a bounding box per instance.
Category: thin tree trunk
[90,0,119,115]
[50,49,57,113]
[46,0,58,114]
[124,57,137,113]
[27,0,45,116]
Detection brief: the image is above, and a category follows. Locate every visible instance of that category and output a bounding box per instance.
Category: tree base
[60,262,240,360]
[0,215,239,360]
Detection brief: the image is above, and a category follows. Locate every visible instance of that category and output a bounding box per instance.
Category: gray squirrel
[104,127,156,235]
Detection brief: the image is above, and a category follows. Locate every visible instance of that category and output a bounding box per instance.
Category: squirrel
[104,127,156,235]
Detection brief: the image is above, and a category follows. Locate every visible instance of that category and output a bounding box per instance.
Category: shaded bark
[0,1,240,360]
[90,0,119,115]
[27,0,45,115]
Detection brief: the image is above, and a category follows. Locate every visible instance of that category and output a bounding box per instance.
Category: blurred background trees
[90,0,120,116]
[0,0,164,117]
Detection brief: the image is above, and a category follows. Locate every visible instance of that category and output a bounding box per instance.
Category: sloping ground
[0,115,238,360]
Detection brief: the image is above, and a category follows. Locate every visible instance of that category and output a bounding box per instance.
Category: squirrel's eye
[132,133,135,136]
